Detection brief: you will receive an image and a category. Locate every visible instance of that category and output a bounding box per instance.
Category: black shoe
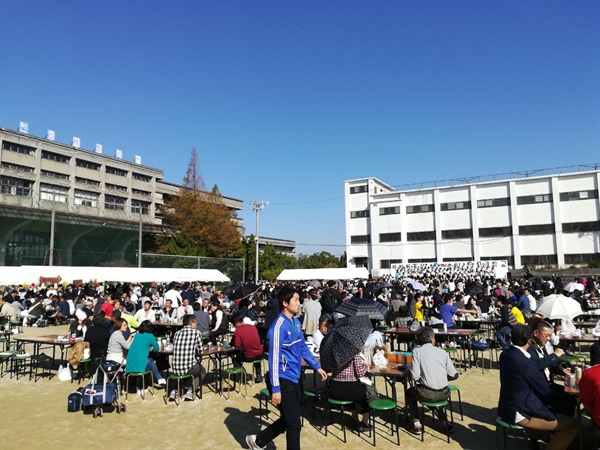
[443,421,455,434]
[255,375,264,383]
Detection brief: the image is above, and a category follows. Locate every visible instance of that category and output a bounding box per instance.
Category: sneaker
[408,420,422,435]
[245,435,265,450]
[255,375,264,383]
[443,421,456,434]
[168,389,177,401]
[157,378,166,385]
[184,390,195,401]
[136,388,149,396]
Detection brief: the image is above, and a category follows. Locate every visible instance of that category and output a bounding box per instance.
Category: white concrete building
[344,168,600,271]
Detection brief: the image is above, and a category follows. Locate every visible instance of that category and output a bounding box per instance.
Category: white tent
[0,265,229,286]
[277,267,369,281]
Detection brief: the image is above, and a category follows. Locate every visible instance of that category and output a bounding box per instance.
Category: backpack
[68,387,85,412]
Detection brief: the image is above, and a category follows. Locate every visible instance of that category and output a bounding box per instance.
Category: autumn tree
[158,148,242,258]
[297,251,344,269]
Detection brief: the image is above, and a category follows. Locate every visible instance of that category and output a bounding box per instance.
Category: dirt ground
[0,325,596,450]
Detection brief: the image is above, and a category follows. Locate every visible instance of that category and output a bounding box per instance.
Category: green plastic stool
[164,373,195,407]
[419,399,451,443]
[258,387,273,429]
[369,398,400,446]
[448,384,463,421]
[495,418,526,449]
[222,366,247,401]
[125,370,154,401]
[326,398,355,443]
[302,387,327,427]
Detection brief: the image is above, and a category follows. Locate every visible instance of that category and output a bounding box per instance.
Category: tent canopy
[0,265,229,286]
[277,267,369,281]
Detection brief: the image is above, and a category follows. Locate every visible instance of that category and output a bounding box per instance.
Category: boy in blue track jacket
[246,286,327,450]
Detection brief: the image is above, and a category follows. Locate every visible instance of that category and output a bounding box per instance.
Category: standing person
[301,287,321,335]
[406,326,459,434]
[497,324,580,450]
[321,280,341,323]
[246,287,327,450]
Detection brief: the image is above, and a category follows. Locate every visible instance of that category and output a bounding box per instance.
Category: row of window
[352,190,598,218]
[2,141,152,181]
[351,221,600,244]
[0,176,151,213]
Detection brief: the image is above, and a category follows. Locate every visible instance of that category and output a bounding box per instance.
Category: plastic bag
[593,320,600,338]
[561,319,576,333]
[58,364,72,382]
[372,349,388,368]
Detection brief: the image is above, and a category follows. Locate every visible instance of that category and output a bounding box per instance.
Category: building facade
[0,127,243,266]
[344,168,600,271]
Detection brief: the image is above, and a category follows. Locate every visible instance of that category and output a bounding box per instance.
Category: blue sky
[1,1,599,256]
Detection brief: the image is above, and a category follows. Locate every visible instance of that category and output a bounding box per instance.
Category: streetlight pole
[49,192,56,266]
[248,200,268,283]
[138,209,143,268]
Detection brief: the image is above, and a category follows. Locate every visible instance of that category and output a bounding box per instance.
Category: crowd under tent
[0,266,230,287]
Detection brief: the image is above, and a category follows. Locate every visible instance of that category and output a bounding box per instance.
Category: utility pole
[248,200,268,283]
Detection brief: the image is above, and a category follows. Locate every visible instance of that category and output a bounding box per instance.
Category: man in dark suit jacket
[498,324,580,449]
[527,320,577,416]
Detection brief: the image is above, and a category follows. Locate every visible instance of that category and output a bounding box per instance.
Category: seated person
[312,314,331,349]
[208,299,229,344]
[406,326,459,434]
[107,318,132,364]
[170,314,206,401]
[579,364,600,443]
[498,324,580,449]
[161,299,178,322]
[84,313,111,360]
[364,319,384,347]
[177,298,194,318]
[231,314,264,383]
[591,338,600,366]
[527,320,576,417]
[329,353,371,432]
[192,301,211,337]
[125,320,166,392]
[134,300,157,323]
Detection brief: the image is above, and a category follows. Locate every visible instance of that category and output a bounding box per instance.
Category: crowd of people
[1,270,599,449]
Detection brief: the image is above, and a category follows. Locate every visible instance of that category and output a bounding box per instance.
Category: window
[76,159,101,171]
[562,221,600,233]
[477,197,510,208]
[131,200,150,215]
[559,190,598,202]
[479,226,512,237]
[380,259,402,269]
[75,176,100,187]
[1,162,34,173]
[40,183,68,202]
[351,235,371,244]
[106,166,128,177]
[517,194,552,205]
[350,185,368,194]
[406,204,434,214]
[132,172,151,182]
[350,210,369,219]
[521,254,558,265]
[408,258,436,263]
[2,140,36,155]
[132,188,151,197]
[1,176,32,197]
[519,224,555,235]
[407,231,436,241]
[379,206,400,215]
[41,169,69,181]
[74,189,99,207]
[353,257,368,267]
[565,253,600,264]
[105,194,126,211]
[440,201,471,211]
[441,229,473,239]
[41,150,70,164]
[106,183,127,193]
[379,232,402,242]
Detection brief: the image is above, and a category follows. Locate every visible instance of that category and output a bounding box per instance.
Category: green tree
[297,251,344,269]
[259,244,298,281]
